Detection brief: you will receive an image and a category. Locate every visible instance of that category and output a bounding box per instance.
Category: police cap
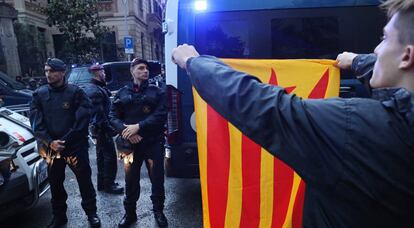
[45,58,66,71]
[131,58,149,69]
[89,64,104,72]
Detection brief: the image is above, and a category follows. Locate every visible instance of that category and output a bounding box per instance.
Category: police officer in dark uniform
[82,64,123,194]
[110,58,167,228]
[30,58,101,228]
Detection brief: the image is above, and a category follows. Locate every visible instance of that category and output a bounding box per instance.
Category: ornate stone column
[0,2,21,78]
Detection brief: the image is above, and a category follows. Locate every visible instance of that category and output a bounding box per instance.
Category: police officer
[110,58,167,228]
[83,64,124,194]
[30,58,101,228]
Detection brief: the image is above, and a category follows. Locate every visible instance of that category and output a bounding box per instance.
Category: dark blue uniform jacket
[30,84,91,156]
[186,56,414,228]
[109,81,166,145]
[82,78,114,134]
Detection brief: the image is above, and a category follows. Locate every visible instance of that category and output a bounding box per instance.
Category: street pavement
[0,144,203,228]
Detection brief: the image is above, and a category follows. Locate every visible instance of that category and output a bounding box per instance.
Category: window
[271,17,339,59]
[139,0,143,11]
[141,32,145,59]
[156,44,160,61]
[151,39,154,60]
[67,67,94,85]
[195,6,385,61]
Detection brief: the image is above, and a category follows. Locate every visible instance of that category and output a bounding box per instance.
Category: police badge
[142,105,151,113]
[62,102,70,109]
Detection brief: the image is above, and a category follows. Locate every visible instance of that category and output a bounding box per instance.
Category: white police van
[0,106,49,220]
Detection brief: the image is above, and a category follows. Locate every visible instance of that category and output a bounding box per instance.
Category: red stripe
[239,135,262,228]
[269,68,278,85]
[207,106,230,228]
[292,181,306,228]
[308,69,329,98]
[271,158,294,228]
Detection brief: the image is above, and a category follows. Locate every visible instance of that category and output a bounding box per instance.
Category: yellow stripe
[282,173,302,228]
[259,149,275,228]
[224,124,243,228]
[327,66,341,97]
[193,89,211,228]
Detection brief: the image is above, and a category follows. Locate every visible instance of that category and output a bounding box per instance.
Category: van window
[195,6,385,78]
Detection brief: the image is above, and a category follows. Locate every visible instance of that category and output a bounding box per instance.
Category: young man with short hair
[171,0,414,226]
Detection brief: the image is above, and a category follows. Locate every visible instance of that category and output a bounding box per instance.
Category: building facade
[6,0,164,66]
[98,0,165,62]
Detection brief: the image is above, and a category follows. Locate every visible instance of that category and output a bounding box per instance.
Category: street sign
[124,36,134,54]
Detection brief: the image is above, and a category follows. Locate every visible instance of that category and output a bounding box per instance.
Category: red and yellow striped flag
[193,59,340,228]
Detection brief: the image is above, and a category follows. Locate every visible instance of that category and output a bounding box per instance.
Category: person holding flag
[171,0,414,226]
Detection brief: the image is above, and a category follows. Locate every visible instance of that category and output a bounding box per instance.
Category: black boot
[88,214,101,228]
[154,211,168,227]
[118,213,137,228]
[104,183,124,194]
[47,216,68,228]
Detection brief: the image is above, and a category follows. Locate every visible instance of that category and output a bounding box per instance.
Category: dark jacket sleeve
[84,85,107,128]
[29,91,53,146]
[186,55,349,188]
[60,88,91,144]
[138,88,167,137]
[109,90,126,134]
[351,53,376,85]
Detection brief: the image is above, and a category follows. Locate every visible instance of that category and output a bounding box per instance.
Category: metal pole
[122,0,130,61]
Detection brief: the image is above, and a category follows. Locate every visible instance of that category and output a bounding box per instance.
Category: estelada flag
[193,59,340,228]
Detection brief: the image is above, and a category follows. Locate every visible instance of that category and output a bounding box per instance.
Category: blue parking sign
[124,36,134,54]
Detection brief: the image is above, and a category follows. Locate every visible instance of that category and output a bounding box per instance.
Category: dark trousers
[47,150,97,218]
[95,132,118,188]
[123,142,165,214]
[150,141,165,212]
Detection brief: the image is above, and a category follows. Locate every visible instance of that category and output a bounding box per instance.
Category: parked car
[0,106,49,220]
[67,61,162,91]
[0,72,32,107]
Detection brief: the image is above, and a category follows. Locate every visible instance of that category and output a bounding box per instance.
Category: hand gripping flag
[193,59,340,228]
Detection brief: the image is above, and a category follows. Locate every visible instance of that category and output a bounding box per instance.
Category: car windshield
[0,72,26,90]
[67,67,94,85]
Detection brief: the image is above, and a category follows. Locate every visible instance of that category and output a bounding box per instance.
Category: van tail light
[166,85,182,145]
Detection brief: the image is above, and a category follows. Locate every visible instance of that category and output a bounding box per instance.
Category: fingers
[122,126,132,138]
[122,124,139,139]
[129,137,139,144]
[128,134,143,144]
[122,129,129,139]
[172,44,200,70]
[336,52,357,70]
[50,140,65,152]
